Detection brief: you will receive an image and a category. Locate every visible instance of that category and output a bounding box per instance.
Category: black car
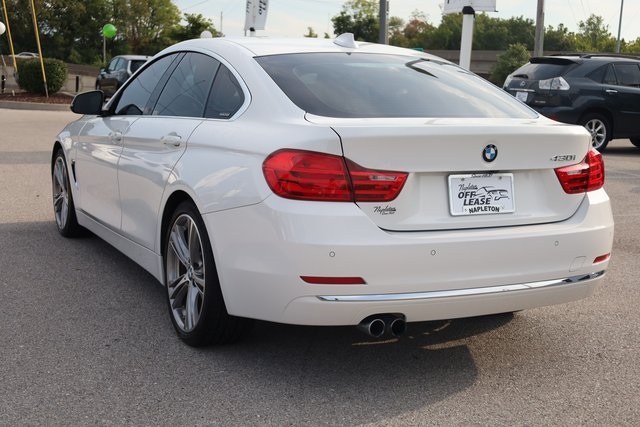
[503,54,640,151]
[96,55,150,97]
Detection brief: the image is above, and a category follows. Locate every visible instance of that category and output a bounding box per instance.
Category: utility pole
[378,0,388,44]
[459,6,475,70]
[616,0,624,53]
[534,0,545,57]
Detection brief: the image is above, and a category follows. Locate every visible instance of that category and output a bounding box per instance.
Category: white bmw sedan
[52,34,614,346]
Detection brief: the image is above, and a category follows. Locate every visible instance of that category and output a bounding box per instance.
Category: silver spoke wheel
[166,214,206,333]
[52,156,70,230]
[584,118,607,149]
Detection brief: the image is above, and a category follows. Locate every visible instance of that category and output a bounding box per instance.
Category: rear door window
[153,52,220,118]
[204,65,245,119]
[603,65,618,85]
[613,64,640,87]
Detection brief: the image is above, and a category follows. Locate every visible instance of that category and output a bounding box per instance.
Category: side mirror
[71,90,104,115]
[99,68,105,74]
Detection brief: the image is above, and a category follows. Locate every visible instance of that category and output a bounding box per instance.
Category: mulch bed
[0,92,72,104]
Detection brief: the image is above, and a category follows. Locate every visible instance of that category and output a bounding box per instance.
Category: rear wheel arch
[579,108,614,134]
[160,190,196,255]
[579,109,613,151]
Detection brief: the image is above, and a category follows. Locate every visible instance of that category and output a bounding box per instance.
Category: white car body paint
[55,36,614,327]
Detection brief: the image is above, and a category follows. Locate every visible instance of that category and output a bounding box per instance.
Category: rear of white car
[193,42,614,327]
[56,36,614,345]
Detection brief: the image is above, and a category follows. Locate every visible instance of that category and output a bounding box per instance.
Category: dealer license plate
[515,91,528,102]
[448,173,515,216]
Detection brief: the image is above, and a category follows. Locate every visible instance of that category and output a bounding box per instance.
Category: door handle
[605,89,618,94]
[109,131,123,143]
[161,134,182,147]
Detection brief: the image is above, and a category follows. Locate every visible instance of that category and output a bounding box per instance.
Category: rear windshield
[511,61,574,81]
[256,53,536,119]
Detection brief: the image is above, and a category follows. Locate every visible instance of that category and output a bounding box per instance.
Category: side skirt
[76,210,165,284]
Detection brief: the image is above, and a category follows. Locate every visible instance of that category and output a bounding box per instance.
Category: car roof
[161,35,446,61]
[115,55,151,60]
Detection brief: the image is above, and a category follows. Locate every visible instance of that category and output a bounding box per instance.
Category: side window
[115,59,128,72]
[153,53,220,118]
[603,65,617,85]
[613,64,640,87]
[107,57,120,72]
[114,54,178,116]
[205,65,246,119]
[587,65,607,83]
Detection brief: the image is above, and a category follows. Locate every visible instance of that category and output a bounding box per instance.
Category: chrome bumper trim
[316,271,605,302]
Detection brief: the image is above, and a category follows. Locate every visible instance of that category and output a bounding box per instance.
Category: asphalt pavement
[1,108,639,426]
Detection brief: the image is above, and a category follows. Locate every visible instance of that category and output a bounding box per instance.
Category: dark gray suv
[504,54,640,151]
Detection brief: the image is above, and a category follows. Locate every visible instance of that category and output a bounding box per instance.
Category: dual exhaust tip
[358,314,406,338]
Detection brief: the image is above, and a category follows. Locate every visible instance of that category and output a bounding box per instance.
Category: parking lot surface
[1,108,639,426]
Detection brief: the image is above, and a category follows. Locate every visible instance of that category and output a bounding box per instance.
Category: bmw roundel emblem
[482,144,498,162]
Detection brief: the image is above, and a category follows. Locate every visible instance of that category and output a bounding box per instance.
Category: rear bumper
[532,105,582,124]
[203,189,613,326]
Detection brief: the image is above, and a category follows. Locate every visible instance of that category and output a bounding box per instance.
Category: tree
[110,0,182,55]
[171,13,221,42]
[576,14,615,52]
[331,0,378,42]
[304,27,318,38]
[489,43,530,85]
[544,24,577,52]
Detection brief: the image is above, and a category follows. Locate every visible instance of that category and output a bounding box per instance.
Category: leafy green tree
[575,14,615,52]
[304,27,318,38]
[332,0,379,42]
[544,24,577,52]
[110,0,181,55]
[171,13,221,42]
[489,43,530,85]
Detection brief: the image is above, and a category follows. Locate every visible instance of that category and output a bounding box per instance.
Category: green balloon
[102,24,117,39]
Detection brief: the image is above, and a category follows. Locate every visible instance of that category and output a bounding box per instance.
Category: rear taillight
[554,148,605,194]
[539,76,570,90]
[262,149,408,202]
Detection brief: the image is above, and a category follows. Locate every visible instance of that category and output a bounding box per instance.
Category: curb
[0,100,72,111]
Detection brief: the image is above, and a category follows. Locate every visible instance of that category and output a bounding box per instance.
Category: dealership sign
[442,0,497,15]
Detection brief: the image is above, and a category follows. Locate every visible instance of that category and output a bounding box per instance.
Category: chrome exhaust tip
[358,316,386,338]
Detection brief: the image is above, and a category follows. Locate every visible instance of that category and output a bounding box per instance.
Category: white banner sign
[245,0,269,31]
[442,0,497,15]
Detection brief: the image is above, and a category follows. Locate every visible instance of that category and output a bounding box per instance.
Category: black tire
[164,201,252,346]
[581,113,610,152]
[630,138,640,148]
[52,148,82,237]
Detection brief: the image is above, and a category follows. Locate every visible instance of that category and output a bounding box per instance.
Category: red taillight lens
[345,159,408,202]
[262,150,352,201]
[262,149,408,202]
[554,148,605,194]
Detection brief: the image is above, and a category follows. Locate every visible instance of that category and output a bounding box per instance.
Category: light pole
[615,0,624,53]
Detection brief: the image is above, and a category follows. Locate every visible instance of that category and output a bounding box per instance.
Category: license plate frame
[515,91,528,102]
[448,173,515,216]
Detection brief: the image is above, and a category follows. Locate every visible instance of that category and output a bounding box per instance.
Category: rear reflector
[593,254,610,264]
[263,149,407,202]
[301,276,367,285]
[554,148,605,194]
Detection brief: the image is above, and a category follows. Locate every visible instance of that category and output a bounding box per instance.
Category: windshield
[256,53,536,119]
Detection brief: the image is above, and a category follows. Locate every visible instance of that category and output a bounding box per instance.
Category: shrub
[489,43,531,86]
[17,58,68,95]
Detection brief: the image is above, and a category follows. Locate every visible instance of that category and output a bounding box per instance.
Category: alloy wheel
[166,214,206,332]
[584,118,607,150]
[52,156,70,230]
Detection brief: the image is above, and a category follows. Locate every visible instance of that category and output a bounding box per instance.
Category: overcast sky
[173,0,639,42]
